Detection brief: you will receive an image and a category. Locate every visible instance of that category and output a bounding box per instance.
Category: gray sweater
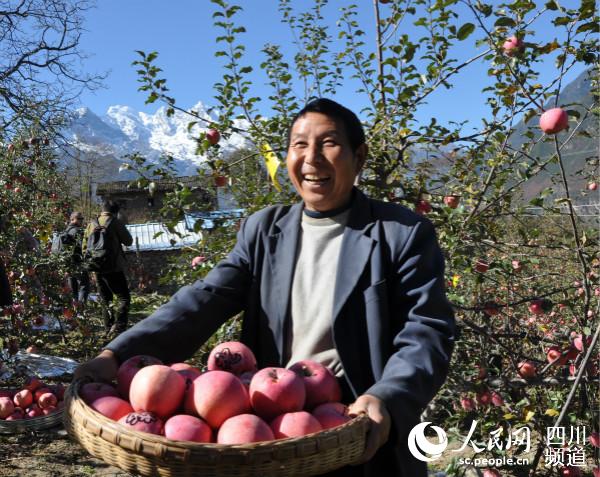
[284,209,350,376]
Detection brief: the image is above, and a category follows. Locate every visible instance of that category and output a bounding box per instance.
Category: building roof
[125,209,245,252]
[97,176,207,195]
[184,209,245,231]
[126,221,203,252]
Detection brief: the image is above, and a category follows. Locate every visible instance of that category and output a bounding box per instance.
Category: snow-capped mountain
[66,101,250,177]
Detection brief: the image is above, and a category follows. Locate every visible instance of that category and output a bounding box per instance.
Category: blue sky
[78,0,587,128]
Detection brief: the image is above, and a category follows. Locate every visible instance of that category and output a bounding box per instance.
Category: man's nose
[303,144,323,165]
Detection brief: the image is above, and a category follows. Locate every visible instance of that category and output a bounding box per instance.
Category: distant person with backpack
[84,200,133,336]
[52,211,90,304]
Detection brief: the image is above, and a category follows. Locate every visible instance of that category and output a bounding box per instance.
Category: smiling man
[75,98,455,477]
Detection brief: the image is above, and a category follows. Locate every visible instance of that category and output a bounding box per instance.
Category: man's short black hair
[102,200,120,214]
[287,98,365,152]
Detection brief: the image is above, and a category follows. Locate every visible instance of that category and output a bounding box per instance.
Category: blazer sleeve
[365,219,455,433]
[106,218,255,364]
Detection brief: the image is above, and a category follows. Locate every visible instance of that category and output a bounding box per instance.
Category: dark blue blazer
[108,188,456,476]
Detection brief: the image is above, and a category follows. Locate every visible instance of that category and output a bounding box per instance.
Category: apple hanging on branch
[206,128,220,146]
[539,108,568,134]
[502,35,525,57]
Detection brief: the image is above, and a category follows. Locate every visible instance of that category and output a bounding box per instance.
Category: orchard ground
[0,291,524,477]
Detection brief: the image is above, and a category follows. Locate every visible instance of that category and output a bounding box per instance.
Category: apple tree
[131,0,598,474]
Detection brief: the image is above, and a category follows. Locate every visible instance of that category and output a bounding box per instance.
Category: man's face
[71,215,83,225]
[287,112,366,212]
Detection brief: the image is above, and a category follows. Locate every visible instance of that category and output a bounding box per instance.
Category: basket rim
[0,408,64,433]
[65,379,369,455]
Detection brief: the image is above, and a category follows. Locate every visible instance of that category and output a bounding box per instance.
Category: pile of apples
[0,377,66,421]
[80,341,353,444]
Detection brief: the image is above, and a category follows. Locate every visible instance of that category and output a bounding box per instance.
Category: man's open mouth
[303,174,331,184]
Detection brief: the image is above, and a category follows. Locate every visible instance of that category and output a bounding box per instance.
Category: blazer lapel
[266,202,303,360]
[332,189,376,322]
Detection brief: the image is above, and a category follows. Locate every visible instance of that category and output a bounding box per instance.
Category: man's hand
[73,349,119,383]
[347,393,391,464]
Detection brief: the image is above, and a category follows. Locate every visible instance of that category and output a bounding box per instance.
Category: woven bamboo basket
[0,409,64,434]
[64,380,369,477]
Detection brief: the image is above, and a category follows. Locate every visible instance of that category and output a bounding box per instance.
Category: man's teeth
[304,175,330,182]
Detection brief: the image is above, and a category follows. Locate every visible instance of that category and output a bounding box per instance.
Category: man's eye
[292,142,307,148]
[323,140,337,147]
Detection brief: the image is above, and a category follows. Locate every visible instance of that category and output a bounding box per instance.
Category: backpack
[51,230,75,255]
[83,218,120,273]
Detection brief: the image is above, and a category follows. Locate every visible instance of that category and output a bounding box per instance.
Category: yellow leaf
[259,143,282,192]
[452,274,460,287]
[544,409,559,417]
[503,413,515,420]
[524,410,535,422]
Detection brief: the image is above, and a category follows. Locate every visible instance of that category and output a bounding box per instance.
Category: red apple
[206,129,220,145]
[217,414,274,444]
[528,300,544,315]
[116,354,163,399]
[191,256,206,268]
[517,361,536,378]
[415,200,432,215]
[164,414,213,442]
[511,260,522,272]
[170,362,202,380]
[539,108,568,134]
[249,367,306,420]
[118,411,164,435]
[589,431,599,448]
[207,341,257,375]
[37,392,57,409]
[13,389,33,409]
[33,387,51,402]
[288,360,341,409]
[573,334,591,352]
[129,365,186,418]
[460,396,475,411]
[502,36,524,56]
[474,259,489,273]
[0,397,15,418]
[270,411,322,439]
[546,346,567,365]
[476,390,492,406]
[90,396,133,421]
[80,382,119,404]
[490,392,504,407]
[443,195,460,209]
[192,370,251,429]
[312,402,351,430]
[588,182,598,191]
[26,404,42,418]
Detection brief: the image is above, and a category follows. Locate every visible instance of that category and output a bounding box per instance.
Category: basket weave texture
[63,380,369,477]
[0,409,64,434]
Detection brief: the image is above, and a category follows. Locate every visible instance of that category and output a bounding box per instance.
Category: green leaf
[552,16,571,26]
[494,17,516,27]
[457,23,475,40]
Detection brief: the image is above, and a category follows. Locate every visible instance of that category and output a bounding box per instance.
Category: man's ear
[354,143,368,173]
